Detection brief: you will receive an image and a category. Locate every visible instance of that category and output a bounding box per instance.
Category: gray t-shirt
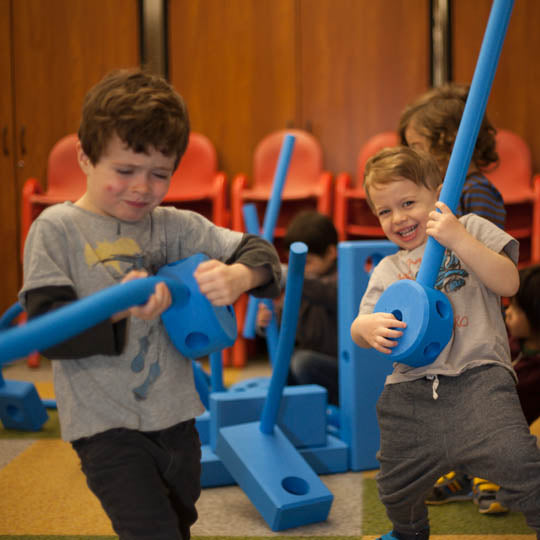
[20,202,244,441]
[359,214,519,384]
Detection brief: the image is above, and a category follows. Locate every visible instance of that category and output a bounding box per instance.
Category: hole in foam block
[281,475,310,496]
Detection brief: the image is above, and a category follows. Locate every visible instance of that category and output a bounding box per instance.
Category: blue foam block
[299,435,349,475]
[217,422,333,531]
[209,385,327,451]
[195,410,210,445]
[201,444,235,488]
[0,380,48,431]
[338,241,398,470]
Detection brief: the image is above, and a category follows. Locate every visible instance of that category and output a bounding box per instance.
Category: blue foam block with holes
[0,380,48,431]
[217,422,333,530]
[201,444,235,487]
[195,410,210,445]
[338,241,398,470]
[209,384,327,451]
[299,435,349,475]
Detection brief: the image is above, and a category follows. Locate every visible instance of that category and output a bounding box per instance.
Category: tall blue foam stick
[373,0,514,368]
[243,134,296,339]
[0,254,237,364]
[216,241,334,531]
[242,203,279,365]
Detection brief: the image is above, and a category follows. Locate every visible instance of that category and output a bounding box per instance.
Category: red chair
[21,133,86,252]
[229,129,332,367]
[486,129,540,265]
[334,131,399,241]
[162,132,228,226]
[231,129,333,239]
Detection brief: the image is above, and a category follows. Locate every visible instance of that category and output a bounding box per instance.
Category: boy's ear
[436,184,443,198]
[326,244,338,261]
[76,141,92,174]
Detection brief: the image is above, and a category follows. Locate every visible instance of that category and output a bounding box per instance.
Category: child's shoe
[472,477,508,514]
[377,530,429,540]
[425,471,472,504]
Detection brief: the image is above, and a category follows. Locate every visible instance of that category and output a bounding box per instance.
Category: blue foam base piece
[195,410,210,445]
[209,384,327,451]
[201,434,349,488]
[201,445,235,487]
[338,241,398,470]
[217,422,333,531]
[0,380,49,431]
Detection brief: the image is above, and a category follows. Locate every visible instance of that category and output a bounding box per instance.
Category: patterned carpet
[0,357,537,539]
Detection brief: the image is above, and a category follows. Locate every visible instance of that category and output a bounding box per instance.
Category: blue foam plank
[210,384,327,451]
[338,241,398,470]
[299,435,349,475]
[195,410,210,445]
[217,422,333,531]
[201,445,235,488]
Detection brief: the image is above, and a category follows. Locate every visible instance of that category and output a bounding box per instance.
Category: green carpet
[363,477,534,534]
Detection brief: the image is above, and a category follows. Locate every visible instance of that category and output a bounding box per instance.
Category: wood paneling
[453,0,540,172]
[0,0,19,315]
[169,0,297,178]
[299,0,431,177]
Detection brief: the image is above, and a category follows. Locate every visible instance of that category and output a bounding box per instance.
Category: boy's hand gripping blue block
[0,253,237,364]
[373,0,513,368]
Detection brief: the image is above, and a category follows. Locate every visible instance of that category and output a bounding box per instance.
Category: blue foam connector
[0,380,48,431]
[338,241,398,470]
[217,422,333,531]
[299,435,349,475]
[209,384,327,451]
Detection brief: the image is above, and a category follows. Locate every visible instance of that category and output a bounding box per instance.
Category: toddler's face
[369,178,439,250]
[76,133,175,222]
[304,246,336,278]
[505,300,530,339]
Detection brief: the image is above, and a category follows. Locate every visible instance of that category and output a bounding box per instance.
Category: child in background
[398,82,506,229]
[350,146,540,540]
[19,69,281,540]
[257,210,339,405]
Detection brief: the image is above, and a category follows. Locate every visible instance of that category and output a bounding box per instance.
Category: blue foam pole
[417,0,514,288]
[210,352,225,392]
[260,241,307,434]
[243,134,296,338]
[242,203,279,364]
[0,302,24,330]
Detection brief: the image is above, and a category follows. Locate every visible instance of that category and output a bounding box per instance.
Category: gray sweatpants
[376,364,540,536]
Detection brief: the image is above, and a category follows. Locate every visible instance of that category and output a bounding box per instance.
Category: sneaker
[377,533,399,540]
[472,477,508,514]
[425,471,472,504]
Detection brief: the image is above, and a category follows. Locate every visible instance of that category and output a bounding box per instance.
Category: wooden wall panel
[452,0,540,173]
[11,0,140,191]
[168,0,297,178]
[0,0,20,314]
[299,0,431,178]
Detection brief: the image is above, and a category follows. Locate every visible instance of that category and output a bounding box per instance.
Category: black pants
[72,419,201,540]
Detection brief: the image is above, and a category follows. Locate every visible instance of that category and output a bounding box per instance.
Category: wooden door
[168,0,297,178]
[0,0,19,314]
[299,0,431,178]
[452,0,540,172]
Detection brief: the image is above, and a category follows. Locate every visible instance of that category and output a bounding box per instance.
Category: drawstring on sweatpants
[427,375,439,400]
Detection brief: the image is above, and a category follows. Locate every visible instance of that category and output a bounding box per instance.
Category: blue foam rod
[243,134,296,338]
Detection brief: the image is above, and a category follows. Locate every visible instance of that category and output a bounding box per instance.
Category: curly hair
[78,69,190,170]
[398,83,498,173]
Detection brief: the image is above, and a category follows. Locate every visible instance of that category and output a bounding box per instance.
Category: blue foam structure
[338,241,398,470]
[217,242,333,530]
[0,377,48,431]
[209,384,327,451]
[243,134,296,339]
[195,410,211,445]
[372,0,514,367]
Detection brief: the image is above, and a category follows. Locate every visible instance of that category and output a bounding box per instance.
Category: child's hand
[112,270,172,322]
[351,312,407,354]
[426,201,466,251]
[256,302,273,328]
[194,260,248,306]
